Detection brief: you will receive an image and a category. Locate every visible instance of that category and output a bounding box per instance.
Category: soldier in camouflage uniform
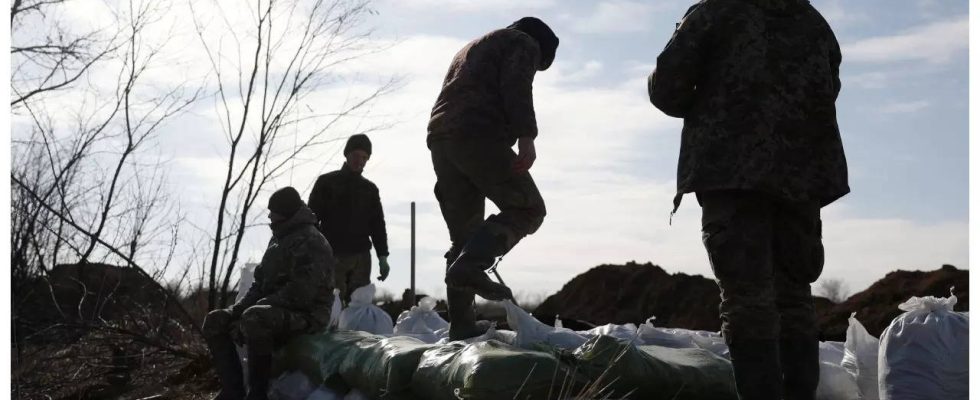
[648,1,848,399]
[428,17,558,340]
[203,187,335,400]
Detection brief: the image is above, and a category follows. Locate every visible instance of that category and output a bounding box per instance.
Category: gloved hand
[377,256,390,281]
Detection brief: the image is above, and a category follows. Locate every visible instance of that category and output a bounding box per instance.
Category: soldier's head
[268,186,303,225]
[344,134,372,174]
[507,17,559,71]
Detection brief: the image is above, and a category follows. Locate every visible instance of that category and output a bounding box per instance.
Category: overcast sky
[17,0,969,302]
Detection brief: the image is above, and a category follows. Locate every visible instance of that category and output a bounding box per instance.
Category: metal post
[410,201,416,305]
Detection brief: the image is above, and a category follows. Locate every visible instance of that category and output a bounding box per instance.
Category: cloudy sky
[17,0,969,301]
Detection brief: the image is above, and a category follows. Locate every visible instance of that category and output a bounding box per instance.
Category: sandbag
[411,340,568,400]
[818,361,860,400]
[841,313,879,400]
[394,296,449,333]
[570,335,737,399]
[502,300,588,349]
[338,284,394,334]
[878,292,969,400]
[271,370,321,400]
[329,289,342,328]
[271,330,379,393]
[339,335,438,399]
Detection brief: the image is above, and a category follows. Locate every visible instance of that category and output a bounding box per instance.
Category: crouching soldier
[203,187,335,400]
[427,17,558,340]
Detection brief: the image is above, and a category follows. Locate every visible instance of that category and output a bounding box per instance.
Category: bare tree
[816,278,850,304]
[190,0,396,310]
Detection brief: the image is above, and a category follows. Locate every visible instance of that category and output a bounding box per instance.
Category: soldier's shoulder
[358,175,379,191]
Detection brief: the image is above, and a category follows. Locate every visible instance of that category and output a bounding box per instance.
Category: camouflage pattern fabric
[203,205,335,354]
[427,28,541,147]
[430,138,546,253]
[698,190,823,343]
[649,0,849,210]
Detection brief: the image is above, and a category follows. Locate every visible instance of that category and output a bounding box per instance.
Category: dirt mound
[817,264,968,340]
[532,262,723,331]
[532,262,968,340]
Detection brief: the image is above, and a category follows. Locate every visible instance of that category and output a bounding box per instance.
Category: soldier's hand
[377,256,391,281]
[513,137,536,173]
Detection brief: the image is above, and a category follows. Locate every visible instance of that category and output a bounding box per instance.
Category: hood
[507,17,559,71]
[271,205,317,239]
[740,0,810,15]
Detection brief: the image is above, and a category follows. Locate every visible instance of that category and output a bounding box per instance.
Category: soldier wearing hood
[202,187,335,400]
[648,1,848,399]
[427,17,558,340]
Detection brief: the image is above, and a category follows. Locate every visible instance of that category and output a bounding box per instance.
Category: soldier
[203,187,335,400]
[427,17,558,340]
[648,1,849,399]
[308,134,390,306]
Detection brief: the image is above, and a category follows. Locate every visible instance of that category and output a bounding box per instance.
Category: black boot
[445,222,514,301]
[447,287,495,341]
[728,339,782,400]
[206,336,245,400]
[245,350,272,400]
[780,335,819,400]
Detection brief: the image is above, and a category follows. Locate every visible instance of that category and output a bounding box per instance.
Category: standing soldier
[428,17,558,340]
[308,134,390,306]
[203,187,335,400]
[648,1,848,399]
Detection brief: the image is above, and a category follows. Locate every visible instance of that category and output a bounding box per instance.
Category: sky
[11,0,970,302]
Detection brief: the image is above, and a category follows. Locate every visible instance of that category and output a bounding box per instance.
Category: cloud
[878,100,931,114]
[811,0,869,28]
[568,0,661,34]
[842,17,968,64]
[390,0,555,13]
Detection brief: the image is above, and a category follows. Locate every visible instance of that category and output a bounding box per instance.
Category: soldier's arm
[307,176,329,228]
[229,264,265,317]
[369,186,389,258]
[262,239,331,310]
[500,39,539,140]
[648,2,710,118]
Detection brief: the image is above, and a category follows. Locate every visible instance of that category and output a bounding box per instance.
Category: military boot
[447,288,496,341]
[206,336,245,400]
[244,349,272,400]
[780,335,819,400]
[445,222,514,301]
[728,339,782,400]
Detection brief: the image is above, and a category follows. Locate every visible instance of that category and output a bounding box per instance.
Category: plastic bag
[878,291,969,400]
[270,371,319,400]
[817,361,860,400]
[582,322,640,342]
[569,335,737,399]
[394,296,450,335]
[304,385,345,400]
[411,340,568,400]
[338,284,394,334]
[339,335,438,399]
[329,289,342,328]
[841,313,879,400]
[502,300,588,349]
[236,262,258,304]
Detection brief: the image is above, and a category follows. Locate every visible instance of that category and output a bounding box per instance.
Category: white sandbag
[841,313,879,400]
[329,289,342,328]
[502,300,589,349]
[394,296,450,334]
[583,323,640,342]
[342,389,370,400]
[878,291,969,400]
[817,361,860,400]
[637,317,702,349]
[338,284,393,335]
[270,371,317,400]
[820,341,846,365]
[236,262,259,304]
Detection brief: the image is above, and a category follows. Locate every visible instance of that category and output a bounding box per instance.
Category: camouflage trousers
[698,190,824,343]
[430,137,546,256]
[202,305,314,355]
[334,251,371,307]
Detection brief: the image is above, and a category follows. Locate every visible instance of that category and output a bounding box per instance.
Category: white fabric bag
[878,291,969,400]
[841,313,879,400]
[337,284,393,334]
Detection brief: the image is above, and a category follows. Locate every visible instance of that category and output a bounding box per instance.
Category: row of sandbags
[269,329,738,400]
[840,291,969,400]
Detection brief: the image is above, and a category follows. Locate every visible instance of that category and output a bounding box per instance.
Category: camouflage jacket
[427,28,541,147]
[649,0,849,209]
[230,205,335,329]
